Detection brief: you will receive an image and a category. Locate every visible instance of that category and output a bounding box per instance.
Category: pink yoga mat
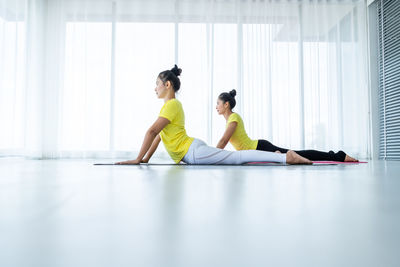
[247,161,367,165]
[312,161,367,164]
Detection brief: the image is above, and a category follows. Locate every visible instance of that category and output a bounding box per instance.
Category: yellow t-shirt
[159,99,194,163]
[227,113,258,150]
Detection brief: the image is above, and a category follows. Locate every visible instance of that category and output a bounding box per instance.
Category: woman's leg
[183,139,311,165]
[256,139,289,153]
[256,139,348,162]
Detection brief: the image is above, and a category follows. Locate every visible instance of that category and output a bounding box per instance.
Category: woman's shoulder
[170,98,182,105]
[163,98,181,108]
[228,112,242,122]
[160,99,184,117]
[229,112,242,119]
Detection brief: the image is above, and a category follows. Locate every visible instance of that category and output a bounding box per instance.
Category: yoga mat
[93,163,288,166]
[247,161,367,165]
[312,161,367,164]
[94,161,366,166]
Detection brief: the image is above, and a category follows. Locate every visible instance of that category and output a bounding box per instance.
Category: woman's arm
[116,117,170,164]
[216,122,237,149]
[141,134,161,163]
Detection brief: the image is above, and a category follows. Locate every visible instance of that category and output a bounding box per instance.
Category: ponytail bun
[171,64,182,77]
[218,89,237,110]
[158,65,182,92]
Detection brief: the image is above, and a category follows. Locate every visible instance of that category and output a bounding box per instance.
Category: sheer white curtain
[0,0,370,160]
[0,0,26,155]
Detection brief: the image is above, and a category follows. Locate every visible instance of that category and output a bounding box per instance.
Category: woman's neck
[223,110,233,121]
[164,91,176,103]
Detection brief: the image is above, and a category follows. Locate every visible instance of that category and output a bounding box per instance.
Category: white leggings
[182,139,286,165]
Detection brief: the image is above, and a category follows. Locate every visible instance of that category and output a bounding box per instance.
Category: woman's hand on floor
[141,158,149,163]
[115,159,141,165]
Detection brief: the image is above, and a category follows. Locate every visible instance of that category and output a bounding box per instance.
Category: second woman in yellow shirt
[216,89,358,162]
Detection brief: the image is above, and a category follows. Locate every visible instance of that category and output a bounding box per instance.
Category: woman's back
[159,98,193,162]
[227,113,258,150]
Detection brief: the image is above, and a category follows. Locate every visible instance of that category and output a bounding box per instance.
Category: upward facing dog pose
[215,89,358,162]
[116,66,312,165]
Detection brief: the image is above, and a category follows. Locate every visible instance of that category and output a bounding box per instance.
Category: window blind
[378,0,400,160]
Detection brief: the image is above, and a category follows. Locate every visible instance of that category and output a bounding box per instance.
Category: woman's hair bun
[229,89,236,98]
[171,64,182,77]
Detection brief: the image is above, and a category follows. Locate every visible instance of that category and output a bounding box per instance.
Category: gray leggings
[182,139,286,165]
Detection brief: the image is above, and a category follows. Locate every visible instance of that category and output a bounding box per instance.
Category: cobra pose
[116,66,312,165]
[215,89,358,162]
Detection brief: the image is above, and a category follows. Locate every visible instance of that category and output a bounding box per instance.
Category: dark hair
[218,89,236,110]
[158,64,182,92]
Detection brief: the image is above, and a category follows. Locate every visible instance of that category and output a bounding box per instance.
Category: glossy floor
[1,159,399,267]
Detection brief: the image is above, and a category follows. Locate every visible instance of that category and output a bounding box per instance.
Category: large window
[0,0,369,159]
[62,22,112,151]
[177,23,209,143]
[211,24,237,148]
[114,23,175,152]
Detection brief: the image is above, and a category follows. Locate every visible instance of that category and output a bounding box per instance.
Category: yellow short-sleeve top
[227,113,258,150]
[159,99,194,163]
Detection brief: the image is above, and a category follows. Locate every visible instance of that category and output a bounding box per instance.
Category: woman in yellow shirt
[216,89,358,162]
[116,65,311,165]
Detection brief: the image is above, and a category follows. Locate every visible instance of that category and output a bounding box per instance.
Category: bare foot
[275,150,282,153]
[344,154,359,162]
[286,150,313,165]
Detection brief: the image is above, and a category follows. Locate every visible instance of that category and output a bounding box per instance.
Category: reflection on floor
[1,159,399,267]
